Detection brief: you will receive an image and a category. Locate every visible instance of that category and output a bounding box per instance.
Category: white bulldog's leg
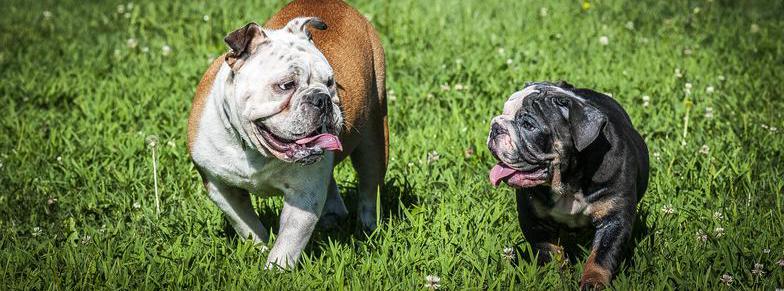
[207,181,269,243]
[266,157,331,269]
[317,177,348,229]
[266,187,327,268]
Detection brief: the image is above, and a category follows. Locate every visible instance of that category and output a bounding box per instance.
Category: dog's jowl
[487,82,649,289]
[187,0,387,269]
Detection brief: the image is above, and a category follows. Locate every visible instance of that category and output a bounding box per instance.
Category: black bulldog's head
[487,81,607,189]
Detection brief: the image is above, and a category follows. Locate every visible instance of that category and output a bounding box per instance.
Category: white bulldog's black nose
[304,92,331,111]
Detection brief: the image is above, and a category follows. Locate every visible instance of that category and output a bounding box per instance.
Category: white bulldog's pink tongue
[489,163,517,187]
[295,133,343,151]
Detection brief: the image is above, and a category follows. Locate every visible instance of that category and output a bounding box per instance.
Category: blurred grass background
[0,0,782,289]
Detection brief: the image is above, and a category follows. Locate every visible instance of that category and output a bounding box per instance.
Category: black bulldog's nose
[304,92,330,111]
[490,123,505,138]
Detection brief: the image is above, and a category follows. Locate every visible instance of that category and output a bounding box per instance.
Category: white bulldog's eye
[277,80,297,91]
[326,77,335,88]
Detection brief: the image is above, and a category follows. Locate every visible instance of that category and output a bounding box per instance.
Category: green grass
[1,0,783,289]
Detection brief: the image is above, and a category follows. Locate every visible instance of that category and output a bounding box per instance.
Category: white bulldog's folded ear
[224,22,267,70]
[283,17,327,40]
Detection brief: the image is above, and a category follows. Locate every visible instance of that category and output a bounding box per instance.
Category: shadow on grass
[220,175,419,254]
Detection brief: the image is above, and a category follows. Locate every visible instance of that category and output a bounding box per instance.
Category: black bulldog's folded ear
[283,17,327,40]
[224,22,266,70]
[570,101,607,151]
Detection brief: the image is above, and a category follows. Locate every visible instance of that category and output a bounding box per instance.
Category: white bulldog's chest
[533,192,593,228]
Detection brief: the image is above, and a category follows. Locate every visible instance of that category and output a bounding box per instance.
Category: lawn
[1,0,783,289]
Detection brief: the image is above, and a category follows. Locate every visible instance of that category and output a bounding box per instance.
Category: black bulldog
[487,81,649,289]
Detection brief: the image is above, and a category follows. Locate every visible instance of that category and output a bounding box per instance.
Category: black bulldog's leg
[516,191,565,265]
[580,207,634,290]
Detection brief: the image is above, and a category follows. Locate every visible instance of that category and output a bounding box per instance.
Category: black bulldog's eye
[555,96,570,107]
[277,80,297,91]
[516,112,536,131]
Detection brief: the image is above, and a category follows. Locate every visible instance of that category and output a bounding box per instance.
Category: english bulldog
[487,82,649,289]
[187,0,388,268]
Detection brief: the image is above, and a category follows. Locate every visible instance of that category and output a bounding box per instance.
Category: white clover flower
[675,68,683,78]
[454,84,464,91]
[126,38,138,49]
[653,152,661,160]
[203,14,210,22]
[427,151,440,164]
[47,197,57,205]
[506,58,513,65]
[704,107,714,119]
[43,10,53,19]
[598,36,609,46]
[141,46,149,53]
[113,49,121,57]
[124,12,131,19]
[705,86,715,94]
[440,84,450,91]
[81,234,92,245]
[752,263,765,276]
[770,127,778,132]
[424,275,441,290]
[117,4,125,14]
[696,230,708,242]
[32,227,43,237]
[750,24,760,33]
[683,48,693,56]
[56,156,62,163]
[167,140,175,148]
[661,204,675,214]
[720,274,733,285]
[625,21,634,30]
[126,2,134,10]
[539,7,548,17]
[497,47,505,55]
[642,95,650,107]
[455,58,463,64]
[699,144,709,155]
[133,201,141,209]
[763,248,771,254]
[161,45,172,56]
[714,227,725,238]
[502,247,515,260]
[777,258,784,267]
[693,7,701,14]
[718,75,726,81]
[407,162,414,168]
[712,211,723,220]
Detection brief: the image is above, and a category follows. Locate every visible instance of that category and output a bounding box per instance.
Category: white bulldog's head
[222,18,343,164]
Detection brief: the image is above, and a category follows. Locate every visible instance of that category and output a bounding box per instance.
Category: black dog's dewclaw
[490,82,649,290]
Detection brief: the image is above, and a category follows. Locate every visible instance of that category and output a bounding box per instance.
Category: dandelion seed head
[203,14,210,22]
[145,135,159,148]
[506,58,513,65]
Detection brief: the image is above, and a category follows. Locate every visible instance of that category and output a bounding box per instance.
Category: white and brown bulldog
[187,0,388,268]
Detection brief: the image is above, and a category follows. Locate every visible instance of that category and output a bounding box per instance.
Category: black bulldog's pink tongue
[489,163,517,187]
[295,133,343,151]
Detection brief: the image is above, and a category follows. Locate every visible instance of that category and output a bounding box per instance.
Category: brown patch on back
[581,249,611,289]
[188,53,227,153]
[264,0,386,162]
